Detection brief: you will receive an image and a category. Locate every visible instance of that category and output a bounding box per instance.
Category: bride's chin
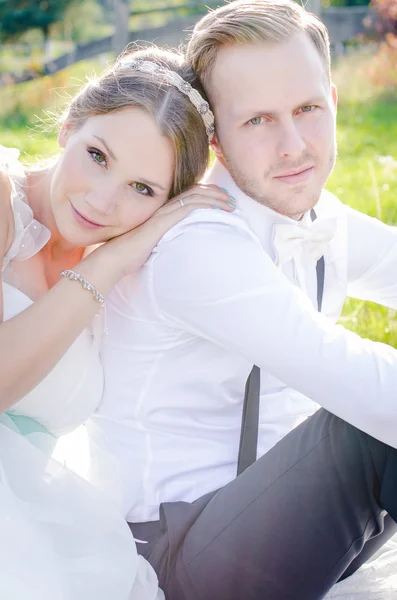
[56,222,102,250]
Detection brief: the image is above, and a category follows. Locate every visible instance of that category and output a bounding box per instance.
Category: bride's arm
[0,178,233,410]
[0,239,122,410]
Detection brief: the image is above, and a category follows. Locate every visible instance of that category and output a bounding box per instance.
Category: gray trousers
[130,409,397,600]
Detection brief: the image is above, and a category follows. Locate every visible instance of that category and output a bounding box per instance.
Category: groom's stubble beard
[219,142,338,219]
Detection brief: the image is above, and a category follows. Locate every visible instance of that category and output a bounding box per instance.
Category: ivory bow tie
[273,216,338,266]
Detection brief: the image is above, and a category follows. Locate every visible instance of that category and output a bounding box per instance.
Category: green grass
[328,98,397,221]
[0,58,108,161]
[327,96,397,345]
[1,48,396,345]
[0,128,59,160]
[326,50,397,344]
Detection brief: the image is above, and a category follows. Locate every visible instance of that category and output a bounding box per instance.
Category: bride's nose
[84,184,118,215]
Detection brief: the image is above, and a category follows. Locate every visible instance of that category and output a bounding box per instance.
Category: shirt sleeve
[346,205,397,308]
[152,219,397,449]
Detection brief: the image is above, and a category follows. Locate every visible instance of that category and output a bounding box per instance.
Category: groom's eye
[300,105,316,113]
[249,116,263,125]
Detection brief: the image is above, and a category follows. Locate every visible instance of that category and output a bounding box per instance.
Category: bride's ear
[58,121,74,148]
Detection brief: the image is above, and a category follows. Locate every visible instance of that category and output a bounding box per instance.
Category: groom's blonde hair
[186,0,331,98]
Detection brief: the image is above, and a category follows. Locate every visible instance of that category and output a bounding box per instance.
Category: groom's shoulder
[156,206,260,250]
[319,188,346,213]
[316,188,349,223]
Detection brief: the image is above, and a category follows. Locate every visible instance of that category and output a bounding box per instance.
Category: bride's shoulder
[0,144,30,268]
[0,145,50,272]
[0,166,12,197]
[0,145,22,213]
[0,166,15,263]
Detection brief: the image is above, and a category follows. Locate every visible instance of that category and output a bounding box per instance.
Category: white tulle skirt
[324,537,397,600]
[0,414,163,600]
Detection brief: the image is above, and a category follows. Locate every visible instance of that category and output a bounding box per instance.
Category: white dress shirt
[92,159,397,523]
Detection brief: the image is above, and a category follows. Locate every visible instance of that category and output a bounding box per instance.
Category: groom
[92,1,397,598]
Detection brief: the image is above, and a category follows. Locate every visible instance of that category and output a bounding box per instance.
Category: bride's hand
[103,184,236,277]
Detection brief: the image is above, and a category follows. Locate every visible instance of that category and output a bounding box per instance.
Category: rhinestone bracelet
[60,269,105,305]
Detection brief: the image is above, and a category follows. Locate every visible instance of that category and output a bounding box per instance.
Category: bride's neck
[25,166,83,263]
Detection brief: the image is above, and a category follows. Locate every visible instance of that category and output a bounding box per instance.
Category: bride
[0,46,234,599]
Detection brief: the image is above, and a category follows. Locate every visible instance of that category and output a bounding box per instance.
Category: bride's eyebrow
[93,136,117,161]
[138,178,166,192]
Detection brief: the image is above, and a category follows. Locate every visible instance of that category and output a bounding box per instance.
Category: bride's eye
[249,116,263,125]
[88,148,107,167]
[133,182,153,197]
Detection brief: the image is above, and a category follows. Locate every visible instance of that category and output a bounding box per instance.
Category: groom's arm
[346,205,397,308]
[152,217,397,449]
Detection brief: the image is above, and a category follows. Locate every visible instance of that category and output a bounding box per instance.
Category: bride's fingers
[169,184,235,207]
[187,183,233,197]
[179,185,235,204]
[149,201,235,236]
[118,199,236,276]
[158,192,236,216]
[114,193,235,277]
[132,187,237,248]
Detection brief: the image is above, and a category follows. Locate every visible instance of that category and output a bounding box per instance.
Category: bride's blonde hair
[61,46,211,198]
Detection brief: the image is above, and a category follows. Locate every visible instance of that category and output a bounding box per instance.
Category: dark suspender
[311,208,325,314]
[236,365,261,476]
[237,208,325,476]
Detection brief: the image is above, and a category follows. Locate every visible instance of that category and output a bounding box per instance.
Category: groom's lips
[274,165,314,185]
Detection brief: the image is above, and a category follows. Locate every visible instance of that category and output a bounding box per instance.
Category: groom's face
[208,33,337,219]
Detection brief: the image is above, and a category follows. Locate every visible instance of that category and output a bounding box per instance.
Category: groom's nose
[276,119,307,160]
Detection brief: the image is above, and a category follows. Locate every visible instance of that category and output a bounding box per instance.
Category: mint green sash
[6,413,54,437]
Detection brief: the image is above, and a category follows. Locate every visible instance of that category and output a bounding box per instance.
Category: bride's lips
[70,203,105,230]
[274,166,314,185]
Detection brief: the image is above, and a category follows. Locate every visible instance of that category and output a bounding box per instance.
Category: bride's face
[50,107,175,247]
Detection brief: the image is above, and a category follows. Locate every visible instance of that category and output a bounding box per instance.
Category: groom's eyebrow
[93,135,117,160]
[235,96,328,120]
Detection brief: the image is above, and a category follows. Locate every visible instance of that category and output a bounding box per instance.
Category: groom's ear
[330,83,338,113]
[210,132,223,161]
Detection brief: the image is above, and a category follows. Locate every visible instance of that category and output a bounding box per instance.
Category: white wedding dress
[0,146,163,600]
